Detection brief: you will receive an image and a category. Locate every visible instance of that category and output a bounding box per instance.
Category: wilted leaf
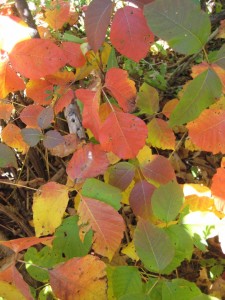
[21,128,42,147]
[134,219,175,272]
[20,104,44,128]
[43,130,64,149]
[1,124,29,153]
[26,79,53,105]
[107,162,136,190]
[110,6,154,62]
[0,143,17,168]
[33,182,69,236]
[66,143,109,180]
[50,256,107,300]
[144,0,210,55]
[99,111,148,159]
[78,197,125,260]
[9,39,67,79]
[38,106,54,129]
[136,83,159,115]
[85,0,113,51]
[61,41,86,67]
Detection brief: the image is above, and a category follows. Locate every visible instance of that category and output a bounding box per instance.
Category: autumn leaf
[0,102,14,122]
[187,109,225,154]
[50,256,107,300]
[85,0,114,51]
[46,69,76,85]
[53,88,74,115]
[61,41,86,67]
[20,104,44,128]
[110,6,154,62]
[43,130,64,149]
[211,168,225,213]
[33,182,69,237]
[76,88,101,139]
[136,83,159,115]
[49,134,79,158]
[104,68,136,112]
[0,281,26,300]
[44,0,70,30]
[78,197,125,260]
[66,143,109,180]
[9,39,67,79]
[26,79,53,105]
[99,111,148,159]
[0,143,17,168]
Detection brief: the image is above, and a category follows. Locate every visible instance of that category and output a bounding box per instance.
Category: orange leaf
[147,118,176,150]
[99,111,148,159]
[20,104,44,128]
[162,99,179,119]
[61,42,86,67]
[0,102,14,121]
[54,88,74,115]
[0,57,25,98]
[76,88,101,139]
[44,0,70,30]
[46,69,76,85]
[110,6,154,62]
[9,39,67,79]
[105,68,136,112]
[50,256,107,299]
[187,109,225,154]
[26,79,53,105]
[1,123,29,153]
[211,168,225,213]
[78,197,125,260]
[99,102,121,123]
[66,143,109,180]
[50,134,79,157]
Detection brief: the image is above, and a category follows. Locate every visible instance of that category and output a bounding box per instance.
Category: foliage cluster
[0,0,225,299]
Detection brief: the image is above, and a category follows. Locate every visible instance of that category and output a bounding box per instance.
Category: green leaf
[62,32,84,44]
[162,278,201,300]
[143,278,164,300]
[21,128,42,147]
[82,178,122,210]
[144,0,211,55]
[136,83,159,115]
[0,143,17,168]
[169,68,222,126]
[162,225,193,274]
[151,181,184,222]
[107,266,143,299]
[107,46,118,70]
[134,219,175,273]
[213,44,225,69]
[192,294,221,300]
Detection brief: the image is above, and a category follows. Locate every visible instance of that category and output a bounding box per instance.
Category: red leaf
[187,109,225,154]
[99,111,148,159]
[108,162,136,190]
[110,6,154,62]
[54,88,74,115]
[211,168,225,213]
[76,88,101,139]
[78,197,125,259]
[130,180,155,220]
[61,42,86,67]
[50,256,107,299]
[66,143,109,180]
[105,68,137,112]
[9,39,67,79]
[140,155,176,185]
[26,79,53,105]
[85,0,114,51]
[20,104,44,128]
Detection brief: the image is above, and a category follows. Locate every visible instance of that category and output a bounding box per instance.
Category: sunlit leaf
[144,0,210,55]
[33,182,69,236]
[1,124,29,153]
[50,256,107,299]
[78,197,125,260]
[21,128,42,147]
[0,143,17,168]
[43,130,64,149]
[110,6,154,62]
[61,41,86,67]
[136,83,159,115]
[46,70,75,85]
[99,111,148,159]
[0,102,14,122]
[134,219,175,272]
[211,168,225,213]
[53,88,74,115]
[26,79,53,105]
[44,0,70,30]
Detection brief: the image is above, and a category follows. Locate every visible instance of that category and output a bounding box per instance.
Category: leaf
[0,58,25,98]
[213,44,225,69]
[66,143,109,180]
[26,79,53,105]
[107,162,136,190]
[211,168,225,213]
[85,0,114,51]
[9,39,67,79]
[129,180,156,220]
[82,178,122,210]
[107,46,118,70]
[187,109,225,154]
[0,102,14,122]
[61,42,86,67]
[151,181,184,223]
[107,266,143,299]
[169,68,222,126]
[134,219,175,272]
[21,128,42,147]
[38,106,54,129]
[20,104,44,128]
[129,0,154,8]
[44,0,70,30]
[49,256,107,300]
[140,154,176,185]
[162,98,179,118]
[1,124,29,153]
[0,143,17,168]
[136,83,159,115]
[54,88,74,115]
[110,6,154,62]
[49,134,79,158]
[99,111,148,159]
[0,281,26,299]
[33,182,69,237]
[46,70,76,85]
[104,68,137,112]
[147,118,176,150]
[144,0,211,55]
[43,130,64,149]
[78,197,125,260]
[76,88,101,139]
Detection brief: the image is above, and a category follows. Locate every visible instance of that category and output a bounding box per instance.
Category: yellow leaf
[0,281,26,300]
[122,241,139,261]
[137,145,152,165]
[121,180,135,205]
[33,182,69,237]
